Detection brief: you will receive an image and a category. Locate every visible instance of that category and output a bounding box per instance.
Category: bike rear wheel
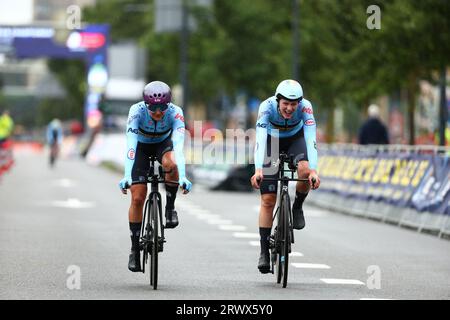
[150,193,159,290]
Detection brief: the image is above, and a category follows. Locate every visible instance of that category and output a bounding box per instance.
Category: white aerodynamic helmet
[275,79,303,101]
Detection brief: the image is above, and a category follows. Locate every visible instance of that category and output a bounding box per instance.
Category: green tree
[46,59,86,123]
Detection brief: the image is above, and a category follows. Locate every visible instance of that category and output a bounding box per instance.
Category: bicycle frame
[264,153,309,288]
[140,156,167,290]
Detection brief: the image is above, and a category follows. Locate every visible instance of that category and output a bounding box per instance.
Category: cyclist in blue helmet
[119,81,192,272]
[250,79,321,274]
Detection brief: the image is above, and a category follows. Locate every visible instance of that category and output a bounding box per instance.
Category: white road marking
[48,198,95,209]
[218,225,247,231]
[195,213,221,221]
[233,232,260,239]
[289,251,304,257]
[253,205,329,217]
[180,203,203,211]
[305,209,329,217]
[206,219,233,225]
[188,209,212,216]
[291,263,330,269]
[52,179,77,188]
[321,278,365,285]
[249,241,260,247]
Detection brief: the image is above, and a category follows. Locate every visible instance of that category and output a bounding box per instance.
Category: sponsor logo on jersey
[258,111,270,119]
[175,113,185,122]
[302,107,313,114]
[127,148,135,160]
[127,128,138,134]
[304,119,315,126]
[127,114,139,124]
[257,123,267,128]
[177,127,185,134]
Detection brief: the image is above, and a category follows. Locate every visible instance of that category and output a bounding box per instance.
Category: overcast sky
[0,0,33,25]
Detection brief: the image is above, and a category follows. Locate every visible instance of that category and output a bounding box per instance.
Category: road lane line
[39,198,96,209]
[195,214,221,220]
[188,209,212,215]
[321,278,364,285]
[249,241,260,246]
[290,251,304,257]
[233,232,260,239]
[52,179,77,188]
[291,263,330,269]
[206,219,233,225]
[218,225,247,231]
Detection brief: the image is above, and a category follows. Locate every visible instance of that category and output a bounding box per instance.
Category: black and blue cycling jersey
[124,101,187,180]
[254,96,318,170]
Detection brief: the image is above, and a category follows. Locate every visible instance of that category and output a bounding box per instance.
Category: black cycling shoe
[128,250,141,272]
[165,208,179,229]
[292,206,305,230]
[258,251,271,274]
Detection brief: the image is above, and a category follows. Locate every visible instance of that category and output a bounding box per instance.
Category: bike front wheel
[150,193,159,290]
[280,192,291,288]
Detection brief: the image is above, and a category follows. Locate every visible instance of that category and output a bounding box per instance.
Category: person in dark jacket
[358,104,389,145]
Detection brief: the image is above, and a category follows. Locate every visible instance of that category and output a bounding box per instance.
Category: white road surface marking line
[249,241,260,246]
[52,179,77,188]
[233,232,260,239]
[305,210,329,217]
[48,198,95,209]
[195,213,221,221]
[320,278,365,285]
[289,251,304,257]
[187,209,211,215]
[253,205,328,217]
[218,225,247,231]
[206,219,233,225]
[180,203,203,211]
[291,263,330,269]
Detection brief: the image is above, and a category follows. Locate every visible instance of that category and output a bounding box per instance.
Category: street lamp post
[180,0,189,120]
[292,0,299,81]
[439,66,447,146]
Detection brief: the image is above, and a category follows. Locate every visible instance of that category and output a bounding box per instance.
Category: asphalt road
[1,150,449,300]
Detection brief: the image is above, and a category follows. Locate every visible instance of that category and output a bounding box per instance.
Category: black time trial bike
[139,156,178,290]
[263,153,314,288]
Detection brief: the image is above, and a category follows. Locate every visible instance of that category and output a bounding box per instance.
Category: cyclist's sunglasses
[146,103,169,113]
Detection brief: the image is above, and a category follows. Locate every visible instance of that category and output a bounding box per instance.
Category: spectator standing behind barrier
[0,110,14,176]
[358,104,389,145]
[0,110,14,143]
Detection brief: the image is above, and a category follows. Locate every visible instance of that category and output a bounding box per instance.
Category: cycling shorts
[131,137,173,185]
[260,129,308,195]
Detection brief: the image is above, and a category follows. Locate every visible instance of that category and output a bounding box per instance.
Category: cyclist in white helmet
[250,79,321,274]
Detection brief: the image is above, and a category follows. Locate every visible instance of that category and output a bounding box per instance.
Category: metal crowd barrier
[308,143,450,239]
[0,139,14,177]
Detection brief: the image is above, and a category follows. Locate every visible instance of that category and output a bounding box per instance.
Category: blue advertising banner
[318,150,446,213]
[411,155,449,214]
[4,24,110,129]
[11,24,109,64]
